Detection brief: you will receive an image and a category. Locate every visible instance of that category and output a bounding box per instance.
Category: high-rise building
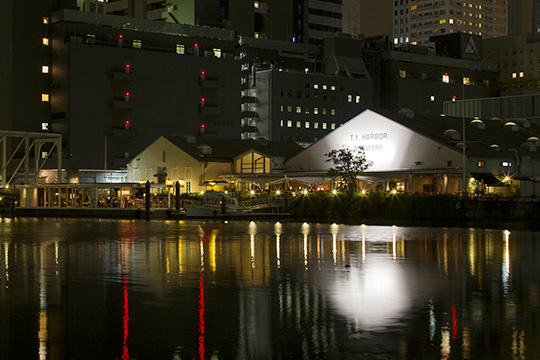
[393,0,507,46]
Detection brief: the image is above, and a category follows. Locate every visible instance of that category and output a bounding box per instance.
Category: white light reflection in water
[429,298,436,343]
[331,223,339,266]
[249,221,256,268]
[392,225,397,260]
[361,224,367,262]
[54,241,59,276]
[330,254,411,331]
[302,223,309,269]
[275,222,282,268]
[502,229,511,294]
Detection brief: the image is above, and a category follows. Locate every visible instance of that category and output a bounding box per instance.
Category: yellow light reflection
[441,328,451,359]
[275,222,282,268]
[209,233,217,272]
[302,223,309,269]
[4,243,9,283]
[502,230,511,293]
[331,224,339,266]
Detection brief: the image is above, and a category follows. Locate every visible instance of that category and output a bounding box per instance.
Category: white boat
[186,191,250,217]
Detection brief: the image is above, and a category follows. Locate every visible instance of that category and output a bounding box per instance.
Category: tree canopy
[325,145,373,193]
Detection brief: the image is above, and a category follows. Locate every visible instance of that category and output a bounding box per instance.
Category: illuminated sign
[286,109,464,173]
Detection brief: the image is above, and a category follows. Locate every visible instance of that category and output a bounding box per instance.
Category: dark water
[0,218,539,360]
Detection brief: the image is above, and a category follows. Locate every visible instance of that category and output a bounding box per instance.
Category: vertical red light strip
[451,303,458,340]
[198,268,205,360]
[122,274,130,360]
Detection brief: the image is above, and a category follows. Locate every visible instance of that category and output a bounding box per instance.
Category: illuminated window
[314,122,319,129]
[519,72,524,78]
[287,120,292,127]
[331,85,336,91]
[430,95,435,101]
[314,84,319,89]
[501,161,512,167]
[254,1,260,8]
[322,123,327,130]
[176,44,184,54]
[331,108,335,115]
[41,122,49,131]
[42,37,49,46]
[280,120,284,127]
[213,48,221,58]
[42,65,49,73]
[133,40,142,49]
[296,121,301,128]
[296,106,301,113]
[287,105,292,112]
[463,77,471,85]
[280,105,284,112]
[323,85,327,90]
[512,72,517,78]
[347,94,352,102]
[442,73,450,83]
[314,107,318,114]
[440,19,446,24]
[355,95,360,103]
[305,121,310,128]
[322,108,327,115]
[331,123,336,130]
[43,17,49,24]
[41,93,49,102]
[254,32,260,39]
[449,19,454,24]
[477,161,485,168]
[399,70,406,78]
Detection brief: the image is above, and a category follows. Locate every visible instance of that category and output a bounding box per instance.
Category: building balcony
[241,110,258,118]
[241,125,258,133]
[241,95,257,104]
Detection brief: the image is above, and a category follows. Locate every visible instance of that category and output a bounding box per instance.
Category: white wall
[286,109,464,173]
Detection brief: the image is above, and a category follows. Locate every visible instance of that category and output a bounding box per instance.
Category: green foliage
[325,146,373,193]
[291,192,464,222]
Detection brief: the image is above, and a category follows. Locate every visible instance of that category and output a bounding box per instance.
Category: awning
[470,173,503,186]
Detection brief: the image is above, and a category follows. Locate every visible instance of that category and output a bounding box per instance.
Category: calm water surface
[0,218,539,359]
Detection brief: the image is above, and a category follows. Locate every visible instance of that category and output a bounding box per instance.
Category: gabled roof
[164,136,303,162]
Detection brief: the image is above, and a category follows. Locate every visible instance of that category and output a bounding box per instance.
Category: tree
[325,145,373,193]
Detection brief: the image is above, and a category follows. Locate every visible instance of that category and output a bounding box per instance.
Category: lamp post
[462,74,468,198]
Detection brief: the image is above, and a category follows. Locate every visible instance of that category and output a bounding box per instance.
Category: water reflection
[0,219,539,359]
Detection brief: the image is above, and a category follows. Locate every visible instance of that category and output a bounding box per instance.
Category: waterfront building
[285,108,540,196]
[125,135,302,193]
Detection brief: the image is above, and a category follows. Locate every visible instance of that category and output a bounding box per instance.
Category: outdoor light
[200,191,204,195]
[125,64,130,73]
[332,189,337,195]
[361,189,366,195]
[276,190,280,195]
[504,176,510,182]
[250,190,255,195]
[125,92,130,101]
[392,189,397,194]
[303,189,308,195]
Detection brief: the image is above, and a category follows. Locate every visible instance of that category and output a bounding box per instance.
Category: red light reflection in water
[451,303,458,340]
[122,274,130,360]
[198,269,205,360]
